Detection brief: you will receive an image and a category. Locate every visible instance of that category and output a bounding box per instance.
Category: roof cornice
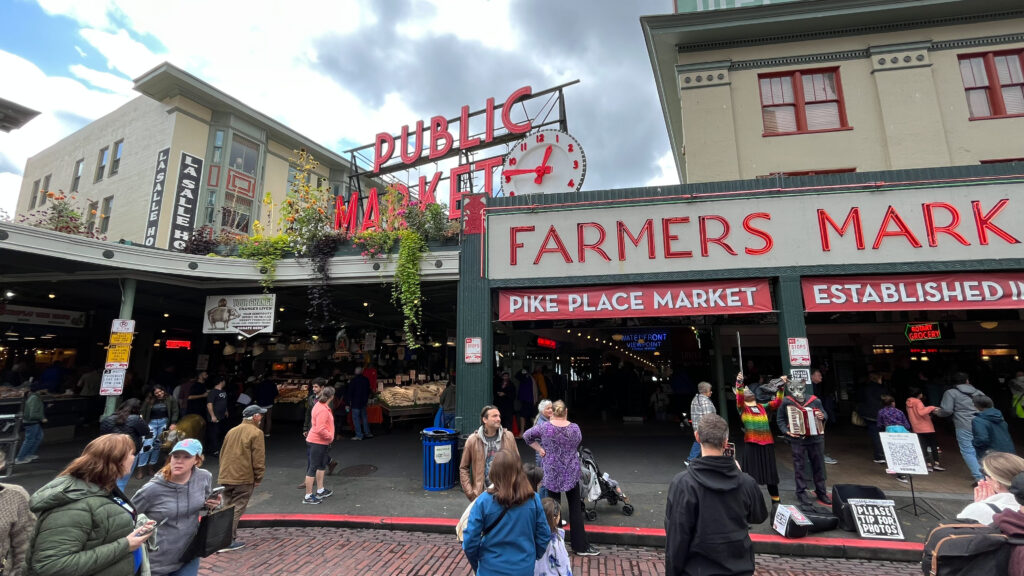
[133,62,353,171]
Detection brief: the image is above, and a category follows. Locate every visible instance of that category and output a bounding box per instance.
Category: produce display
[378,382,447,407]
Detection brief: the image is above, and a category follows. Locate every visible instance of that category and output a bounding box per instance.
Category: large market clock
[502,129,586,196]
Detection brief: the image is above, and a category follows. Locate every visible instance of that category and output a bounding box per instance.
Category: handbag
[179,506,234,561]
[851,410,866,427]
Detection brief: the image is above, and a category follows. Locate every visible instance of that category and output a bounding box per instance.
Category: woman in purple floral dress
[524,400,599,557]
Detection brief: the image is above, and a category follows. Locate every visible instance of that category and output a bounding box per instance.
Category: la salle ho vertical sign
[169,152,204,252]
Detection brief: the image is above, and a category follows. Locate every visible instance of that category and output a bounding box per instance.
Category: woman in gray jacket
[131,439,220,576]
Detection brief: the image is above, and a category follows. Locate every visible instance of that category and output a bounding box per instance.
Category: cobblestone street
[199,527,921,575]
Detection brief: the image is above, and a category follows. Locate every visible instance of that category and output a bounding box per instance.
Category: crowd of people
[0,405,266,575]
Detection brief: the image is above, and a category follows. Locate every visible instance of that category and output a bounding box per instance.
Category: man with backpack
[934,372,985,484]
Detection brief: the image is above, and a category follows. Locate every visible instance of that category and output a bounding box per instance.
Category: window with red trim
[959,51,1024,119]
[758,68,848,135]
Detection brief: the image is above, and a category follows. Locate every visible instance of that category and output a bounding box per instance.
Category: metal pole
[103,278,135,418]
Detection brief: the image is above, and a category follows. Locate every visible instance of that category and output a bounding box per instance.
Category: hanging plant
[238,233,291,291]
[392,229,427,348]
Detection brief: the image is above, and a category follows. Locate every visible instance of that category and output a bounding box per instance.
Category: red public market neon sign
[335,86,534,234]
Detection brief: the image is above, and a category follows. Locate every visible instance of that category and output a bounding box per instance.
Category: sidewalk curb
[239,514,924,563]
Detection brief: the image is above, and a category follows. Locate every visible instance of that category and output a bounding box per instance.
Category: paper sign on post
[787,337,810,366]
[464,337,482,363]
[109,332,134,345]
[100,369,126,396]
[880,432,929,475]
[105,345,131,370]
[111,319,135,333]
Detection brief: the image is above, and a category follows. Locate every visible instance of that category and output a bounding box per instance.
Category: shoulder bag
[179,506,234,562]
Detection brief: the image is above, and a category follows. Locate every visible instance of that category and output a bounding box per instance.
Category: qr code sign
[879,432,928,475]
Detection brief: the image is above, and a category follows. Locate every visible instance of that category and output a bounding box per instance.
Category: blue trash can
[421,427,457,491]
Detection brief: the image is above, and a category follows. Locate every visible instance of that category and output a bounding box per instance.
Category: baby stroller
[578,446,633,519]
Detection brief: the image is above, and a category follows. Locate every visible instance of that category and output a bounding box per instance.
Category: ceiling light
[48,293,55,299]
[163,313,170,318]
[368,310,375,318]
[363,302,369,307]
[980,321,999,330]
[161,329,166,334]
[312,335,319,341]
[279,307,285,312]
[3,291,13,298]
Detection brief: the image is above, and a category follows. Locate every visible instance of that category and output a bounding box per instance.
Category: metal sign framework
[342,80,579,213]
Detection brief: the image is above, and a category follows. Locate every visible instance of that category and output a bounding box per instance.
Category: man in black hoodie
[665,413,768,576]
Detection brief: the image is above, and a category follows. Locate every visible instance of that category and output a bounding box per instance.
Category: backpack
[921,516,1023,576]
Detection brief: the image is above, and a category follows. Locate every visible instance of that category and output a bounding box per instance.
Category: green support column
[776,274,813,395]
[455,194,492,435]
[104,278,136,418]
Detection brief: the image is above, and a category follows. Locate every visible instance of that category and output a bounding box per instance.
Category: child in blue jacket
[535,498,572,576]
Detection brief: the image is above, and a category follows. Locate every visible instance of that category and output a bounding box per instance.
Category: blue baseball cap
[171,438,203,456]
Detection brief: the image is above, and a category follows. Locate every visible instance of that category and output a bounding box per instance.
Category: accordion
[787,405,825,437]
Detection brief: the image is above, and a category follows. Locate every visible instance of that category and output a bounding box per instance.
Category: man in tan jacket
[217,404,266,551]
[459,405,519,500]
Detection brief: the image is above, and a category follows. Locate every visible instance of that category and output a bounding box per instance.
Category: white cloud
[69,64,134,93]
[36,0,115,30]
[0,50,133,217]
[78,28,162,77]
[74,45,87,58]
[646,150,680,187]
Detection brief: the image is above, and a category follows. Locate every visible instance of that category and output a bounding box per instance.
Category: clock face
[501,130,586,196]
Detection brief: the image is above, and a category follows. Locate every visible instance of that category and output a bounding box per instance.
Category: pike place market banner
[486,183,1024,280]
[499,279,772,321]
[802,273,1024,312]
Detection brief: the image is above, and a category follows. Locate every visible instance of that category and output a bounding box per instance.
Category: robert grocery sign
[499,279,772,321]
[905,322,942,342]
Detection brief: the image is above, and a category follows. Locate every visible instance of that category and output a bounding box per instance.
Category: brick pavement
[198,527,921,576]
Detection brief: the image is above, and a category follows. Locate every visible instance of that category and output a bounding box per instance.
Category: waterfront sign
[0,304,85,327]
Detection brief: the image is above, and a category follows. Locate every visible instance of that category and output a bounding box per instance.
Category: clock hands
[534,145,554,185]
[502,144,556,185]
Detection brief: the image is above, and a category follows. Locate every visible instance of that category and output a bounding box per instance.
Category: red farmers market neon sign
[335,86,534,233]
[499,279,773,321]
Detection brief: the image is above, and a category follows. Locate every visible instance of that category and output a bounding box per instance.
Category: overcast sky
[0,0,678,217]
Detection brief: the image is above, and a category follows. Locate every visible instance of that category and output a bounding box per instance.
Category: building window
[204,190,217,225]
[41,174,51,205]
[228,134,259,176]
[221,192,252,235]
[95,147,109,182]
[85,200,99,232]
[71,159,84,192]
[959,51,1024,119]
[212,130,225,164]
[99,195,114,234]
[29,179,40,209]
[759,68,848,135]
[110,140,124,175]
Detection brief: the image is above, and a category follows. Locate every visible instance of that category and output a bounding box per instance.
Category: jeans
[139,418,167,467]
[16,423,43,462]
[168,557,200,576]
[352,407,371,438]
[955,428,984,480]
[867,421,884,460]
[116,453,139,492]
[791,441,827,498]
[687,441,702,462]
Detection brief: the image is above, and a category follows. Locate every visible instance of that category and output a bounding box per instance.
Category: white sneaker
[14,458,30,465]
